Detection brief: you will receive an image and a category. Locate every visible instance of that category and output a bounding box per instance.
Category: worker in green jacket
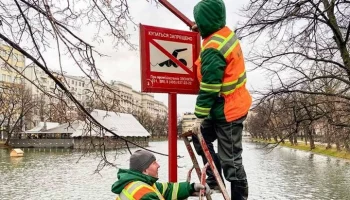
[191,0,252,199]
[111,150,211,200]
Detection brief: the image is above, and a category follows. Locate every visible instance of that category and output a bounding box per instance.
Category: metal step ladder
[181,130,230,200]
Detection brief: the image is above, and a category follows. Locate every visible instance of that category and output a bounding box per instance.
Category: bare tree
[238,0,350,102]
[154,114,168,138]
[0,83,35,145]
[239,0,350,150]
[0,0,170,169]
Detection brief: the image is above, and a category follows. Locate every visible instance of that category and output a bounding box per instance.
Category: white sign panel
[150,40,193,74]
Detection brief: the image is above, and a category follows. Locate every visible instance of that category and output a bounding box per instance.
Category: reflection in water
[308,153,314,161]
[1,142,350,200]
[9,157,24,166]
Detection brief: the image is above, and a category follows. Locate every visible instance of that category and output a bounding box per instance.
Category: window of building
[13,53,17,59]
[20,55,25,62]
[0,49,6,57]
[7,75,11,82]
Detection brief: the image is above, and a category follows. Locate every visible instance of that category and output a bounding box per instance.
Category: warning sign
[140,24,200,94]
[150,40,193,74]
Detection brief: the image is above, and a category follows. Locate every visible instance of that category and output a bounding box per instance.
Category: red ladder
[181,131,230,200]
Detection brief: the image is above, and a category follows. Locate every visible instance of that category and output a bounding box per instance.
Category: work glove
[192,118,204,135]
[192,183,211,195]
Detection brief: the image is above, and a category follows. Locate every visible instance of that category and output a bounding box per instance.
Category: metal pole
[158,0,199,183]
[158,0,195,28]
[168,92,177,182]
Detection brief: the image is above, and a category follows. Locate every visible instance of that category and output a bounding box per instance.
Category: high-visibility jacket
[116,181,164,200]
[194,26,252,122]
[111,169,194,200]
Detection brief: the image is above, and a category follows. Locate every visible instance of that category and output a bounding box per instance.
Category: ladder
[181,130,230,200]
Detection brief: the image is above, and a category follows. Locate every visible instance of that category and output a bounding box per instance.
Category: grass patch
[252,139,350,160]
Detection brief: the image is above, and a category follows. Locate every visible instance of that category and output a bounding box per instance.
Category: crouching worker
[111,150,211,200]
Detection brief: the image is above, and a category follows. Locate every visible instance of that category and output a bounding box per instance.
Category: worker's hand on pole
[191,23,198,32]
[192,118,204,135]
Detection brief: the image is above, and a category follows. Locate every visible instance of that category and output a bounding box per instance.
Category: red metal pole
[168,92,177,182]
[158,0,199,183]
[158,0,195,28]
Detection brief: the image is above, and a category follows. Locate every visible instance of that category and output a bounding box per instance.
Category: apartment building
[0,44,26,139]
[0,44,25,84]
[110,81,135,113]
[141,93,167,117]
[24,65,168,125]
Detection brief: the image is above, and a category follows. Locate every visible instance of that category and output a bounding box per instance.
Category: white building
[141,93,167,116]
[24,65,168,126]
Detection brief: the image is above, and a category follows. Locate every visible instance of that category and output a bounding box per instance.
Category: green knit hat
[193,0,226,38]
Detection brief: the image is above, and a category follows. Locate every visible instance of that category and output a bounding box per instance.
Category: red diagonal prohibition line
[150,39,193,75]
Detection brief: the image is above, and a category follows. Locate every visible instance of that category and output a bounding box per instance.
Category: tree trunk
[267,132,271,142]
[293,132,298,145]
[273,135,278,143]
[335,128,342,151]
[4,131,10,145]
[308,127,315,150]
[335,137,341,151]
[304,131,308,145]
[325,124,332,149]
[344,139,350,153]
[278,133,285,144]
[289,134,294,145]
[300,131,304,141]
[322,0,350,79]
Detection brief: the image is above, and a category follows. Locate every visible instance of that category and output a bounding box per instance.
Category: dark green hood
[193,0,226,38]
[111,168,158,194]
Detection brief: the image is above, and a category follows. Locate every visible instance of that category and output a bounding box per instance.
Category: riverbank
[252,139,350,160]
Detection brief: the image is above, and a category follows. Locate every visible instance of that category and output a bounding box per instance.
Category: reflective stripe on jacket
[195,26,252,122]
[116,181,165,200]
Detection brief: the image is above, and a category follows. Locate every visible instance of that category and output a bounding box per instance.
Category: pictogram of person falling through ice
[158,48,187,68]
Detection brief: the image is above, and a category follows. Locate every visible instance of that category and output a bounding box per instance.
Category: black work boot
[231,180,248,200]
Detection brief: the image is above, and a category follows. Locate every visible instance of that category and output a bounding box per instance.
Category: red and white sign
[140,24,200,94]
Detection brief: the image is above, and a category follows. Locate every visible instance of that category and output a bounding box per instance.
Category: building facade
[0,44,26,139]
[24,65,168,126]
[0,44,25,85]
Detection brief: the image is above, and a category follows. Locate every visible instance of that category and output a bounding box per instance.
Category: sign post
[140,0,200,182]
[168,92,177,181]
[140,24,200,182]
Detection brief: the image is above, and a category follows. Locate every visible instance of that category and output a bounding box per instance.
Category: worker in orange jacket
[191,0,252,199]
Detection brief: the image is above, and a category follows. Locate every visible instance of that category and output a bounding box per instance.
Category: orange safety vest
[116,181,165,200]
[195,26,252,122]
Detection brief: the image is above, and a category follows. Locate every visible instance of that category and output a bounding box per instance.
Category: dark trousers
[192,116,249,199]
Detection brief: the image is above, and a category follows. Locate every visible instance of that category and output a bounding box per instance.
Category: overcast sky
[42,0,265,115]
